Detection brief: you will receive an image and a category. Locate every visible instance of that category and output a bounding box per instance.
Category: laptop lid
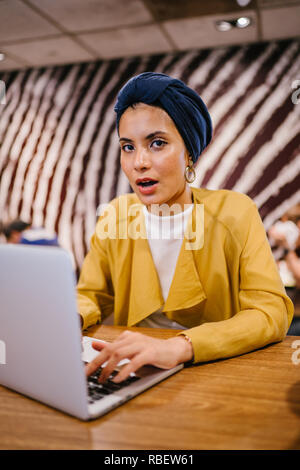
[0,244,89,420]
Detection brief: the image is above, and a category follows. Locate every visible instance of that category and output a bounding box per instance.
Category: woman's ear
[185,151,191,167]
[188,154,194,167]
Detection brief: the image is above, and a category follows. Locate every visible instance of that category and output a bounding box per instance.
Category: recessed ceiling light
[215,20,233,32]
[236,0,251,6]
[236,17,251,28]
[215,17,252,31]
[0,53,5,62]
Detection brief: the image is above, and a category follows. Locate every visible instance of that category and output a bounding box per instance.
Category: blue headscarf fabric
[114,72,213,163]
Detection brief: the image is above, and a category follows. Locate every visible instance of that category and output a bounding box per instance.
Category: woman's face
[119,103,192,212]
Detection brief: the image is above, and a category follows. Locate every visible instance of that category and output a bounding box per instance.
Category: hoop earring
[185,159,196,184]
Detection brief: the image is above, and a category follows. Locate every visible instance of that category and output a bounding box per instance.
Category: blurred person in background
[1,219,31,244]
[268,209,300,290]
[268,207,300,336]
[1,219,59,247]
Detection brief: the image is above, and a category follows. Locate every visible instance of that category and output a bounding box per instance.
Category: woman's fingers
[98,343,146,383]
[84,331,189,383]
[112,353,148,383]
[85,337,138,378]
[85,342,108,376]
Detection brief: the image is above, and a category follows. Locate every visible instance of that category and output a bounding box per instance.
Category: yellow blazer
[77,187,294,364]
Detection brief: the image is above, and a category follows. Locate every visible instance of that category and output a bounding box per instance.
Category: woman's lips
[136,178,158,195]
[138,182,158,195]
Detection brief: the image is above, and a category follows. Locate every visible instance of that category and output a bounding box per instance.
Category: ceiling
[0,0,299,71]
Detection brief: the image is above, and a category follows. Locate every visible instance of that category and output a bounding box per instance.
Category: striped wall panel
[0,39,299,274]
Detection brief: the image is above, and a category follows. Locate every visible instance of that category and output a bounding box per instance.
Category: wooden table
[0,325,299,450]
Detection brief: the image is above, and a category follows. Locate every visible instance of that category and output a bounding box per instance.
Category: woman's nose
[134,148,151,170]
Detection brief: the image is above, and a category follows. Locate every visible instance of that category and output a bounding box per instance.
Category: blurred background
[0,1,299,328]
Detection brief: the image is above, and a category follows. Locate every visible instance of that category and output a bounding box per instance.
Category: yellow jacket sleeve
[77,230,114,330]
[180,201,294,364]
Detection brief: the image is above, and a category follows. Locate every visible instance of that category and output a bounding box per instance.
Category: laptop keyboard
[86,365,140,404]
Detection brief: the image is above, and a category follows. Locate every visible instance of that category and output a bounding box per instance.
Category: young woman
[77,72,294,384]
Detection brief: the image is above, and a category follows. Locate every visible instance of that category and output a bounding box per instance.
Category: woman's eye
[151,139,167,149]
[122,144,134,152]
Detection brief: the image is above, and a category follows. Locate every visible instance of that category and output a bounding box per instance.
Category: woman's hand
[85,330,193,383]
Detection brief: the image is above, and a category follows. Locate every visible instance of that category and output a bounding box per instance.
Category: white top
[136,204,194,330]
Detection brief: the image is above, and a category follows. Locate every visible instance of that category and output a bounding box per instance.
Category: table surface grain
[0,325,299,450]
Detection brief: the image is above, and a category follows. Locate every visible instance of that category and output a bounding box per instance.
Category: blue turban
[114,72,212,163]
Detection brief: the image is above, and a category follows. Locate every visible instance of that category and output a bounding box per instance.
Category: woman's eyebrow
[145,131,168,140]
[119,137,133,143]
[119,131,168,143]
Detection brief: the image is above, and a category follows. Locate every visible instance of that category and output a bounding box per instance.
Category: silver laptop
[0,244,183,421]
